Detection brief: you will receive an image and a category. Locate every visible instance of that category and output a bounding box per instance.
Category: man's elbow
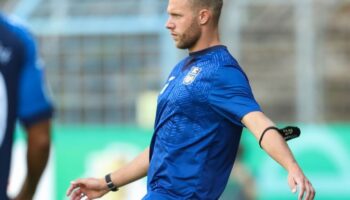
[35,136,51,152]
[27,120,52,153]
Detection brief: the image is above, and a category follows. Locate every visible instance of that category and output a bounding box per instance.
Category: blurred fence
[2,0,349,124]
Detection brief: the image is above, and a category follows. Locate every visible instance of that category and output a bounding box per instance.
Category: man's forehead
[167,0,191,10]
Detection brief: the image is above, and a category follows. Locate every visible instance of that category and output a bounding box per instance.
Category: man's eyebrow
[168,10,183,16]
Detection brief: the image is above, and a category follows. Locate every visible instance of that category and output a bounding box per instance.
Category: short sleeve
[208,65,261,126]
[17,29,54,126]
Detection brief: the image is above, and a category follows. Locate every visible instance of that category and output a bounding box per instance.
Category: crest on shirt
[183,67,201,85]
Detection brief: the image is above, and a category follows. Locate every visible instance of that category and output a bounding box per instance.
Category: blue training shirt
[144,45,261,200]
[0,15,54,199]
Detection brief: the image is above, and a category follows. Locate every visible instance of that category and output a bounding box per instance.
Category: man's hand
[66,148,149,200]
[66,178,109,200]
[242,112,316,200]
[287,164,315,200]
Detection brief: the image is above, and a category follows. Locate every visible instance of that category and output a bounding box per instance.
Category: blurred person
[0,14,54,200]
[67,0,315,199]
[221,145,256,200]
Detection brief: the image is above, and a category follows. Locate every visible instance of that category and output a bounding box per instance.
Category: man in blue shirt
[67,0,315,199]
[0,14,54,200]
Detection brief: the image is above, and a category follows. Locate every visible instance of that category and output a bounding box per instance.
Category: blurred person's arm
[14,120,51,200]
[231,161,257,200]
[67,147,149,200]
[242,111,315,200]
[12,21,55,200]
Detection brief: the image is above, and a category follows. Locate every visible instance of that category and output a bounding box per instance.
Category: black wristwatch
[105,173,118,192]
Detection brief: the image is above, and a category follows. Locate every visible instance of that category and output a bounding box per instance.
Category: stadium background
[1,0,349,199]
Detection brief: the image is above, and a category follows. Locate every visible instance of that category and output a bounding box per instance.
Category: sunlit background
[1,0,350,199]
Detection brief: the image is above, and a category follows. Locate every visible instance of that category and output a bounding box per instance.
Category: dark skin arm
[13,119,51,200]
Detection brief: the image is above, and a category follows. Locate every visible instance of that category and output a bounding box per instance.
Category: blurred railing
[3,0,349,124]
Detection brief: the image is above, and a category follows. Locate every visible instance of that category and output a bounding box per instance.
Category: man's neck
[188,28,221,53]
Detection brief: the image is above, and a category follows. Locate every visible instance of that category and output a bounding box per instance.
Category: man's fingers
[297,179,316,200]
[304,181,311,200]
[297,180,305,200]
[71,188,86,200]
[69,188,80,200]
[288,169,315,200]
[306,181,314,200]
[310,183,316,200]
[66,184,76,196]
[305,181,316,200]
[67,182,79,196]
[288,176,297,193]
[67,180,85,196]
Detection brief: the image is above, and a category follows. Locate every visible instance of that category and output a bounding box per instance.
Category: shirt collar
[189,45,227,57]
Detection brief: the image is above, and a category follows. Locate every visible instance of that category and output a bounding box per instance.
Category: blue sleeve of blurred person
[208,65,261,127]
[16,25,54,126]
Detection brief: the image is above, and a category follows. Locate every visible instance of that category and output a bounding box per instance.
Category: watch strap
[105,173,118,192]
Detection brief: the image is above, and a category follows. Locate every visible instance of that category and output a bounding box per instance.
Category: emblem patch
[183,67,201,85]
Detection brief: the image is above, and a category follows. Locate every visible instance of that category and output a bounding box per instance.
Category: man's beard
[176,20,201,50]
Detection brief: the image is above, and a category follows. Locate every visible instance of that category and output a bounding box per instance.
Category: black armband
[259,126,301,149]
[259,126,279,148]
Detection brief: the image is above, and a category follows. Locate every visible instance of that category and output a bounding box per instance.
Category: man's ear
[198,9,211,25]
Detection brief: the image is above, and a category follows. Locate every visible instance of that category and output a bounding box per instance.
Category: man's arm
[14,119,51,200]
[242,111,315,200]
[67,147,149,200]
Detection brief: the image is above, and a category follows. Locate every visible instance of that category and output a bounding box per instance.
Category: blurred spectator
[0,13,54,200]
[221,145,257,200]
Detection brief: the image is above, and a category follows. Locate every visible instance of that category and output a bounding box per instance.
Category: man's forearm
[16,120,51,199]
[66,147,150,199]
[242,112,315,199]
[259,128,298,170]
[110,147,150,188]
[242,111,298,171]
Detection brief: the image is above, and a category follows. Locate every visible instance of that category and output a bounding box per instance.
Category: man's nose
[165,19,174,29]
